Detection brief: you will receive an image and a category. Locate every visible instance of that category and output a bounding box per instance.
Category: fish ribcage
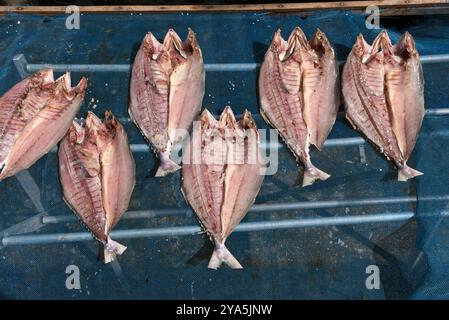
[264,58,309,162]
[64,143,106,241]
[131,51,170,152]
[191,163,224,238]
[0,88,48,164]
[349,58,403,162]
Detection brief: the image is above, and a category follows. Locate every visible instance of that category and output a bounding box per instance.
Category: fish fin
[103,237,127,264]
[398,165,423,182]
[208,244,243,270]
[155,158,181,177]
[302,166,330,187]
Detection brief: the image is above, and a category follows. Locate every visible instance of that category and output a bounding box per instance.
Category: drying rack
[0,52,448,249]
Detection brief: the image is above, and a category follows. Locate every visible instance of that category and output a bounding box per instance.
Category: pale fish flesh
[259,27,340,186]
[59,111,136,263]
[182,107,265,269]
[0,69,87,180]
[130,28,205,177]
[342,31,424,181]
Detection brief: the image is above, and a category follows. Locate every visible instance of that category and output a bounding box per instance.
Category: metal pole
[38,194,449,225]
[1,211,415,246]
[13,53,449,76]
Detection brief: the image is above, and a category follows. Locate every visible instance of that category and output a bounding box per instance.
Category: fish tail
[103,237,127,264]
[155,158,180,177]
[208,243,243,270]
[302,164,330,187]
[398,164,423,182]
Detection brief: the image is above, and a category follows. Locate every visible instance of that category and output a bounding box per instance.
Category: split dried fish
[59,111,135,263]
[130,28,205,177]
[182,107,265,269]
[342,31,424,181]
[0,69,87,180]
[259,27,340,186]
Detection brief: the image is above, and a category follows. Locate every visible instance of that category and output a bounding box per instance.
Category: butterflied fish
[342,31,424,181]
[259,27,339,186]
[59,111,136,263]
[0,69,87,180]
[182,107,265,269]
[130,28,205,177]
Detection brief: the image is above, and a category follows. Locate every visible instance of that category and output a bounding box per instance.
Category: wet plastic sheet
[0,10,449,299]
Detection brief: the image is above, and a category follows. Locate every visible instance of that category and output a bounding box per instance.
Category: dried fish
[59,111,135,263]
[0,69,87,180]
[130,28,205,177]
[342,31,424,181]
[259,27,339,186]
[182,107,265,269]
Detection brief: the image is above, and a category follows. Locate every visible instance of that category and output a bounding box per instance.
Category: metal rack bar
[39,194,449,224]
[40,128,449,155]
[1,211,417,246]
[13,53,449,78]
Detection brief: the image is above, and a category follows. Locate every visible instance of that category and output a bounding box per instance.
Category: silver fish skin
[259,27,339,187]
[0,69,87,180]
[129,28,205,177]
[58,111,135,263]
[182,106,265,269]
[342,31,424,181]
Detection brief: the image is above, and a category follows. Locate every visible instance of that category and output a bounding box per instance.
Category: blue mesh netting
[0,10,448,299]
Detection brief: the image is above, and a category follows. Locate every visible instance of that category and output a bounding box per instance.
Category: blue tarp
[0,10,449,299]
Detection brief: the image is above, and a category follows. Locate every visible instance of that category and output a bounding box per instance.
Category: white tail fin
[104,237,127,264]
[302,165,330,187]
[398,165,423,182]
[208,243,243,270]
[155,158,180,177]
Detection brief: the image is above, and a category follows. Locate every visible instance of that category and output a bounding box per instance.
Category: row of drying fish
[0,27,425,268]
[260,27,424,185]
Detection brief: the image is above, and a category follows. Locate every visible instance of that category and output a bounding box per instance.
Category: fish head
[67,120,86,145]
[353,33,370,58]
[142,32,164,59]
[30,68,55,87]
[219,106,242,156]
[281,27,309,61]
[238,109,261,164]
[200,109,219,131]
[67,117,101,177]
[238,109,259,149]
[85,111,109,148]
[197,109,223,164]
[356,32,384,64]
[163,28,189,59]
[218,106,237,131]
[395,31,419,60]
[185,28,202,57]
[269,29,287,58]
[101,110,126,151]
[375,30,394,57]
[309,28,335,59]
[103,110,120,135]
[142,32,172,73]
[53,73,88,102]
[239,110,258,132]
